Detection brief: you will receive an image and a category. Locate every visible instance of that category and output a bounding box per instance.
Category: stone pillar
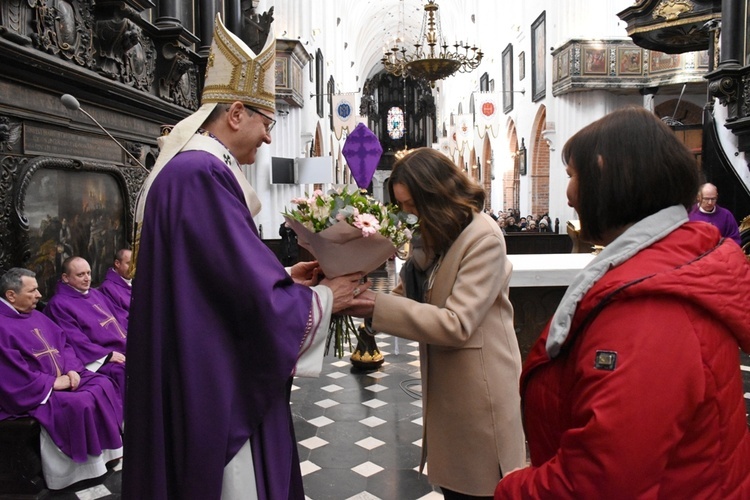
[156,0,182,27]
[198,0,216,56]
[225,0,242,36]
[372,170,390,203]
[718,0,743,68]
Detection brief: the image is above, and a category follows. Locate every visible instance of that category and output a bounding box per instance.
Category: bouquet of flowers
[283,186,418,357]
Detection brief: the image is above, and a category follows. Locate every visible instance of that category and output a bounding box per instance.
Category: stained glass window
[387,106,405,140]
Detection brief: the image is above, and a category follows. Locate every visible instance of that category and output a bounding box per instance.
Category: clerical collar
[65,283,89,295]
[699,206,716,214]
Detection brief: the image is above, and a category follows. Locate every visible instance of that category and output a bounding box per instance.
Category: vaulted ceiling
[339,0,483,81]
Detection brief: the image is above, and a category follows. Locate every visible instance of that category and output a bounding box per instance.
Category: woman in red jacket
[495,107,750,499]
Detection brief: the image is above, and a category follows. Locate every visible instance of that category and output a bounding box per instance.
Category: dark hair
[389,148,485,255]
[0,268,35,297]
[114,248,131,263]
[562,106,699,242]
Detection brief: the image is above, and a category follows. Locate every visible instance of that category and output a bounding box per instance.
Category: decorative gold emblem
[653,0,694,21]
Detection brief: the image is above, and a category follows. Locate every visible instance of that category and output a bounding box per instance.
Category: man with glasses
[123,14,364,500]
[688,182,741,245]
[245,105,276,133]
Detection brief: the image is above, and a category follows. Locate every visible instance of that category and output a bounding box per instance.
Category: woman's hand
[340,289,376,318]
[290,260,321,286]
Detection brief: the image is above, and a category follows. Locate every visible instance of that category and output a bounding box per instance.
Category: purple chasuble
[123,149,315,500]
[0,306,123,461]
[44,283,128,402]
[688,204,741,246]
[97,268,131,330]
[44,282,127,362]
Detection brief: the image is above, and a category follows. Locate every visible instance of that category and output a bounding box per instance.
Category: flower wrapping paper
[283,216,396,278]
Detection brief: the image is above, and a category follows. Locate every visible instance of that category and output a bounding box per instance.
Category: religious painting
[275,58,287,87]
[650,51,681,73]
[531,11,546,102]
[502,43,514,114]
[559,50,570,79]
[583,47,607,75]
[518,51,526,81]
[24,167,127,298]
[618,47,642,75]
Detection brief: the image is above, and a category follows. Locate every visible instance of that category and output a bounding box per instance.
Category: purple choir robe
[97,268,131,330]
[0,306,123,462]
[43,283,127,402]
[123,149,315,500]
[688,204,742,245]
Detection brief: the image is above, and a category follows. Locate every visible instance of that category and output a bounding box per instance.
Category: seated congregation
[0,253,130,492]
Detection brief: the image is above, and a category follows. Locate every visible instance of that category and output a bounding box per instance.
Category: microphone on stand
[60,94,149,173]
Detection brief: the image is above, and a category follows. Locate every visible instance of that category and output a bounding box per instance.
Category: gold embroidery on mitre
[201,13,276,114]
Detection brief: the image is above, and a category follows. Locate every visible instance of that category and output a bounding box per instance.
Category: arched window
[387,106,405,139]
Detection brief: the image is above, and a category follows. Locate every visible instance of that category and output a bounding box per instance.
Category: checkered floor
[33,265,750,499]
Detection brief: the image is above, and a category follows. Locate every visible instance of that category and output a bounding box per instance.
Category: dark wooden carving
[33,0,96,68]
[159,43,200,109]
[617,0,721,54]
[0,0,37,44]
[96,16,156,91]
[362,72,436,159]
[0,116,22,152]
[241,2,274,54]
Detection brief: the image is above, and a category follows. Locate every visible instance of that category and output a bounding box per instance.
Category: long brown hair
[389,148,485,255]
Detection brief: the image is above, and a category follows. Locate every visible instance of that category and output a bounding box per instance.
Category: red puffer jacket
[496,223,750,499]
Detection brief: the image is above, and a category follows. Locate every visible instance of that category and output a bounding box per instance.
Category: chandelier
[381,0,483,85]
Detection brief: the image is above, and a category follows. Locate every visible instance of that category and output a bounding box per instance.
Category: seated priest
[0,268,123,490]
[43,256,127,402]
[97,248,132,329]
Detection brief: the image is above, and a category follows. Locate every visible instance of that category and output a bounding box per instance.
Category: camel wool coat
[372,211,526,496]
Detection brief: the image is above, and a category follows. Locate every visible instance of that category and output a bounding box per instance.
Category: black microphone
[60,94,149,173]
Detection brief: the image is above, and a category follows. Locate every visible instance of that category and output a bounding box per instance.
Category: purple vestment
[688,204,741,245]
[0,305,123,462]
[122,148,315,499]
[43,283,127,402]
[97,268,131,330]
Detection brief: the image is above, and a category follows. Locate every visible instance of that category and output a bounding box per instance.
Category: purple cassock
[122,148,317,500]
[0,305,123,462]
[97,268,131,331]
[43,283,127,402]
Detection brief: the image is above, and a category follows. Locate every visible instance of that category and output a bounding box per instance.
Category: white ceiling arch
[337,0,482,84]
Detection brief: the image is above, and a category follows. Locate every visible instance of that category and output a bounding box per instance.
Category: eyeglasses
[702,197,717,202]
[244,105,276,133]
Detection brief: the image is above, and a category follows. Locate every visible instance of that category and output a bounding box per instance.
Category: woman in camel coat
[348,148,526,499]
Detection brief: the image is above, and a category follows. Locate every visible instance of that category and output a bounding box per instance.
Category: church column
[224,0,242,36]
[718,0,743,68]
[155,0,182,27]
[198,0,217,56]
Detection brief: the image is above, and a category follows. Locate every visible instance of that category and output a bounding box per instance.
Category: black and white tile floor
[28,274,750,499]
